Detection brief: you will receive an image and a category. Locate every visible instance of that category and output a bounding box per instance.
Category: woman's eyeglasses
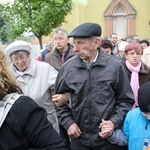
[127,52,142,56]
[12,55,27,63]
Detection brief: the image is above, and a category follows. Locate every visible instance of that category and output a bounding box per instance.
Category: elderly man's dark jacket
[0,96,67,150]
[54,49,134,149]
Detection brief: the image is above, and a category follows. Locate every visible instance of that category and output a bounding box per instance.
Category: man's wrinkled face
[54,33,68,52]
[73,37,100,62]
[11,51,31,72]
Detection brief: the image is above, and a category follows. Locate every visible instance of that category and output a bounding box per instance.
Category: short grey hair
[53,27,68,38]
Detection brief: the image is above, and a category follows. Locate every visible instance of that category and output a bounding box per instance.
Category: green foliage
[0,4,8,44]
[2,0,73,47]
[0,17,7,44]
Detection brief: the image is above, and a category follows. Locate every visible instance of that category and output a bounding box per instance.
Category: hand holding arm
[67,123,82,138]
[99,119,114,138]
[52,94,69,106]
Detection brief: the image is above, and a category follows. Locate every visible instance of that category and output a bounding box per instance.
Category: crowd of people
[0,22,150,150]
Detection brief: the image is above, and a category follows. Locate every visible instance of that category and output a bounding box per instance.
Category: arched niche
[104,0,136,38]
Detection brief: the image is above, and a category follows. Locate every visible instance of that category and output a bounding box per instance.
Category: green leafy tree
[3,0,73,48]
[0,16,7,44]
[0,4,8,44]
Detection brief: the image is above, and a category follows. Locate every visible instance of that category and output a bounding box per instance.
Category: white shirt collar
[83,50,99,63]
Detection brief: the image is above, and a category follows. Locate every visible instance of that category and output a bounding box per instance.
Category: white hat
[118,41,128,51]
[5,40,32,56]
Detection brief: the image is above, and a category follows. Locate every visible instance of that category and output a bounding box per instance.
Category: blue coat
[123,108,150,150]
[41,49,49,61]
[107,108,150,150]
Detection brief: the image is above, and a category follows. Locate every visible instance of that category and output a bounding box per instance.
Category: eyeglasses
[12,55,27,63]
[127,52,142,56]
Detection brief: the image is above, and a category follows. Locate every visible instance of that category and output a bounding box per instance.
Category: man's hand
[67,123,82,138]
[99,119,114,139]
[52,94,69,106]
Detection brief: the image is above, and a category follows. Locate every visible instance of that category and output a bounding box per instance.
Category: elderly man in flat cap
[53,22,134,150]
[5,40,63,134]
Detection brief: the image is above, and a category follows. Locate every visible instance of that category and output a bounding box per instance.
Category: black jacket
[54,49,134,149]
[0,96,67,150]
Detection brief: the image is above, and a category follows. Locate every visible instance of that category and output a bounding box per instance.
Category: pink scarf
[125,60,141,107]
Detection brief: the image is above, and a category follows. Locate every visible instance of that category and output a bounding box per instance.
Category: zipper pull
[145,121,148,130]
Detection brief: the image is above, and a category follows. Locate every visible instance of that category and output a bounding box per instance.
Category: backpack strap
[0,93,22,127]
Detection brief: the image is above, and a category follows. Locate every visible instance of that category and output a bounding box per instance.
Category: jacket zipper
[88,68,93,146]
[141,121,149,150]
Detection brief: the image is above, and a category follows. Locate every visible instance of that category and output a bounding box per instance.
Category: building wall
[129,0,150,38]
[62,0,111,37]
[62,0,150,39]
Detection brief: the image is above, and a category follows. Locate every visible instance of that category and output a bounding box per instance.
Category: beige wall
[62,0,150,39]
[62,0,111,38]
[129,0,150,39]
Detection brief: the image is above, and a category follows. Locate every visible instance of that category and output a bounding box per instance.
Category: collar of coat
[125,61,150,75]
[52,44,75,58]
[74,48,111,68]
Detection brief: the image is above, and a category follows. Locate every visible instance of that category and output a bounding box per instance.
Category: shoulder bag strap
[0,93,22,127]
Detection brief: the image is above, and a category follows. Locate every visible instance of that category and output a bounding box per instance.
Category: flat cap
[5,40,32,56]
[68,22,102,38]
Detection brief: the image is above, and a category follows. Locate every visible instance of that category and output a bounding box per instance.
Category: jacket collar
[52,44,75,58]
[140,61,150,74]
[126,61,150,75]
[74,48,110,68]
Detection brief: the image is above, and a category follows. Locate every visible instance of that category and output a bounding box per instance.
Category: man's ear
[93,37,101,49]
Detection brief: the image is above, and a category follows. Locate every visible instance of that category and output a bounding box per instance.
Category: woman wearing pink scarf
[124,42,150,107]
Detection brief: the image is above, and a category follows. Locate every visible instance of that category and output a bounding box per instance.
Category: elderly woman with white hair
[5,40,64,133]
